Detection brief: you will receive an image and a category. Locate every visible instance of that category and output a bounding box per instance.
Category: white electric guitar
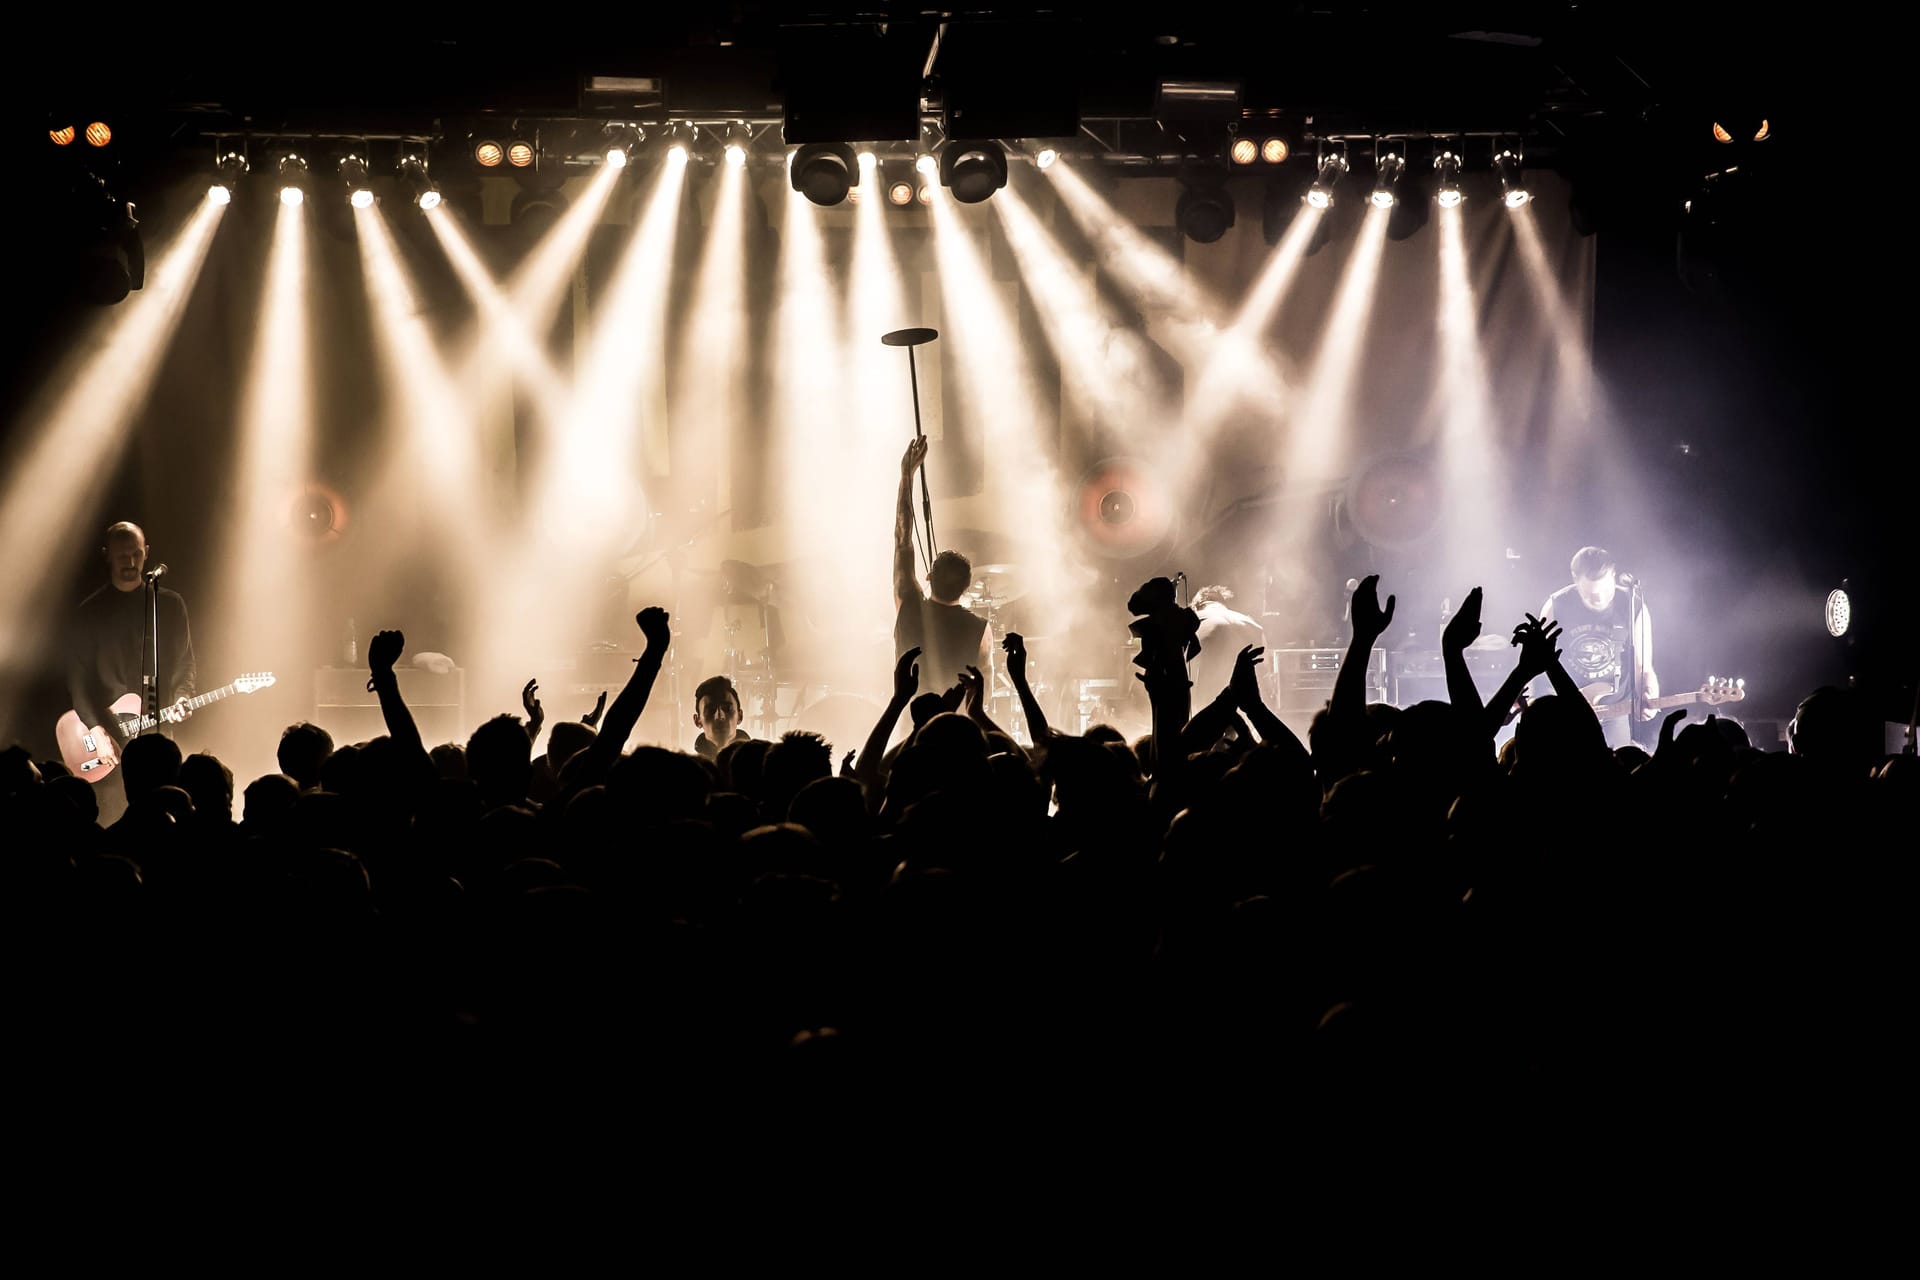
[55,672,277,784]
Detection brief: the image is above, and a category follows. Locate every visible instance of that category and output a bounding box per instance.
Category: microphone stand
[141,571,160,735]
[882,327,941,573]
[1625,576,1645,744]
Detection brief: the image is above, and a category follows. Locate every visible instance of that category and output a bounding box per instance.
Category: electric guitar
[1589,676,1746,723]
[55,672,277,784]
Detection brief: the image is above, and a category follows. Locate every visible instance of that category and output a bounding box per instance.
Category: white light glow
[349,188,374,209]
[607,147,629,169]
[280,185,304,207]
[208,184,232,205]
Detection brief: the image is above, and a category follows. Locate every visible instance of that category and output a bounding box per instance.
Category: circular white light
[1504,189,1531,208]
[1306,189,1331,209]
[1371,190,1395,209]
[667,143,688,165]
[279,186,304,207]
[417,189,442,211]
[606,147,628,169]
[350,188,374,209]
[725,143,746,168]
[1437,188,1463,208]
[915,153,936,175]
[208,184,232,206]
[858,150,877,172]
[1825,588,1851,638]
[916,183,932,204]
[1035,147,1058,170]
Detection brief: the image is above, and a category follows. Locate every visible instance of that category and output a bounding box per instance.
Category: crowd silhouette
[7,576,1913,1155]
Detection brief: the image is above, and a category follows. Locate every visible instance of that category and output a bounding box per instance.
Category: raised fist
[368,629,405,676]
[636,607,672,651]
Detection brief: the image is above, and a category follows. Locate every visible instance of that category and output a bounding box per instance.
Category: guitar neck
[126,682,239,731]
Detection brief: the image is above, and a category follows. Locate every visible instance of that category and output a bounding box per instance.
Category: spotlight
[603,123,641,169]
[668,142,689,165]
[398,154,440,209]
[789,142,857,206]
[1035,146,1058,170]
[858,149,877,173]
[1262,137,1289,164]
[916,183,933,205]
[939,140,1008,203]
[915,153,937,176]
[1495,147,1530,207]
[1230,138,1259,166]
[507,140,535,168]
[50,125,75,146]
[1434,150,1463,207]
[1826,586,1851,638]
[888,179,915,206]
[1371,143,1405,209]
[1306,150,1348,208]
[474,139,504,168]
[1176,178,1234,243]
[277,153,309,207]
[723,122,750,168]
[85,122,112,148]
[339,154,374,209]
[209,149,247,205]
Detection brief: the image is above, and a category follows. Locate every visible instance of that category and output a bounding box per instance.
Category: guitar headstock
[1698,675,1746,705]
[234,671,278,693]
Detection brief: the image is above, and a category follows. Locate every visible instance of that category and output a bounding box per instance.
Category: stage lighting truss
[1434,148,1464,208]
[339,152,375,208]
[276,153,309,207]
[397,149,440,209]
[1495,143,1530,207]
[1306,146,1348,208]
[790,141,858,205]
[1371,141,1405,208]
[939,139,1008,203]
[208,147,248,205]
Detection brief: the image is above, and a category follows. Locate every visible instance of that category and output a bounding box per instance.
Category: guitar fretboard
[121,679,265,732]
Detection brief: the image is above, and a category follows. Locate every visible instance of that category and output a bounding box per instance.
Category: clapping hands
[893,646,922,704]
[1511,613,1563,680]
[1230,644,1265,709]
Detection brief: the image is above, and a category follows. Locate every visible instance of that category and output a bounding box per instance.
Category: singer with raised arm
[892,437,987,691]
[1538,545,1659,748]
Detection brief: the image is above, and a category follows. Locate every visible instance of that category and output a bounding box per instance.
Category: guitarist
[66,522,196,813]
[1539,545,1658,749]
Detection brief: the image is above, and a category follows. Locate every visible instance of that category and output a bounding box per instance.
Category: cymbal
[969,563,1024,601]
[881,327,939,347]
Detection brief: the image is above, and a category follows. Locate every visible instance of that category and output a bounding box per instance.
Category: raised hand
[636,607,672,653]
[940,681,966,714]
[1230,644,1265,708]
[1351,574,1396,641]
[840,749,856,778]
[522,678,543,722]
[893,646,922,705]
[901,436,928,477]
[1002,632,1027,683]
[368,629,405,677]
[582,690,608,727]
[1656,707,1687,758]
[1510,613,1563,680]
[1442,586,1483,654]
[958,665,987,713]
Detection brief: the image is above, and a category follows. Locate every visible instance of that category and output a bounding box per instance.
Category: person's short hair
[178,752,234,821]
[928,550,973,603]
[1191,584,1234,608]
[278,722,334,789]
[121,734,183,800]
[694,675,741,717]
[545,721,593,769]
[1571,546,1615,580]
[103,521,145,547]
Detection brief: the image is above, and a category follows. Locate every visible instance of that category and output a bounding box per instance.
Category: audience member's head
[277,722,335,791]
[467,714,534,810]
[178,752,234,823]
[120,734,183,801]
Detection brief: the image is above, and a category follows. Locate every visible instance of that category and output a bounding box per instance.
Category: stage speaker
[313,667,466,748]
[1270,648,1388,715]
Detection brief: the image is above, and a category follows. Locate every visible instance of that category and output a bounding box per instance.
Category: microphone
[143,563,168,582]
[1616,572,1638,586]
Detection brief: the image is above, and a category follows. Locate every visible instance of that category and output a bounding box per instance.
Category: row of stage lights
[192,127,1533,235]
